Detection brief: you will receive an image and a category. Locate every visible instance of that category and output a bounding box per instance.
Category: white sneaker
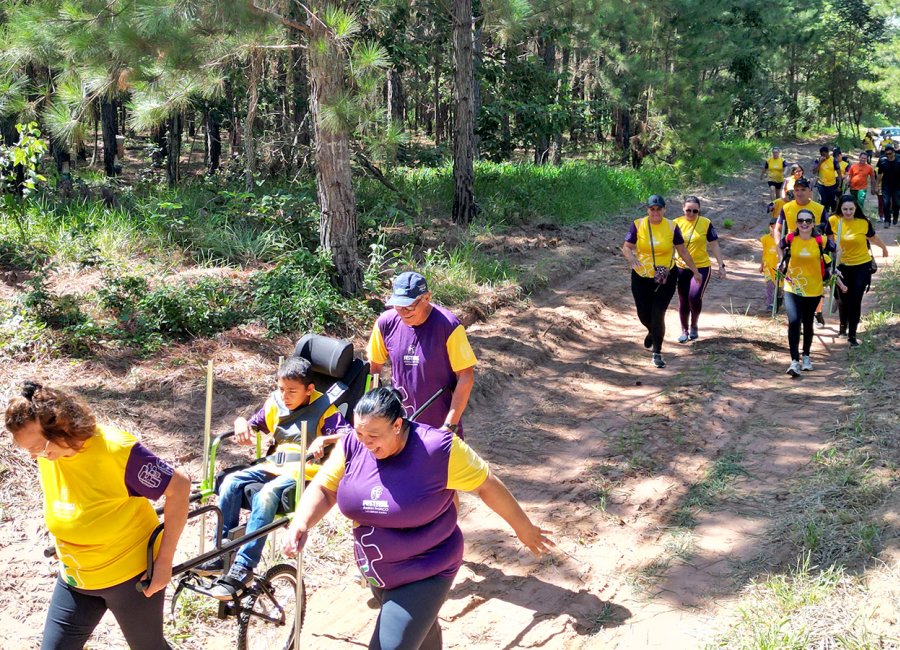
[801,356,813,371]
[786,360,801,377]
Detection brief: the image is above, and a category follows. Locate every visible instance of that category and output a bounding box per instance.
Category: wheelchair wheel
[237,563,305,650]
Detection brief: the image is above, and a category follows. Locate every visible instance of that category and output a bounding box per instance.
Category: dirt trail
[3,143,896,649]
[296,142,899,648]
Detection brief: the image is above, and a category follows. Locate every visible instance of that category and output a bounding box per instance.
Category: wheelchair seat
[216,334,369,515]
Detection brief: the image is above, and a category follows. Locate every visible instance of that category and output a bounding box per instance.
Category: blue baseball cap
[647,194,666,208]
[386,272,429,307]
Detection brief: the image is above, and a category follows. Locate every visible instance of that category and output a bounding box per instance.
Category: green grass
[672,451,749,528]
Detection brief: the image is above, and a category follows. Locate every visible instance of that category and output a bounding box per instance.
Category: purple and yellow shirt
[367,306,477,433]
[318,422,489,590]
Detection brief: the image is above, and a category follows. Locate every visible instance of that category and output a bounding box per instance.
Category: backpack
[779,232,831,281]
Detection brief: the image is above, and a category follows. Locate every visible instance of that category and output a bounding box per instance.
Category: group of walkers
[6,271,551,650]
[622,142,892,376]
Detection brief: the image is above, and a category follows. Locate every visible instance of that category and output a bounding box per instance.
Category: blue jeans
[218,467,296,570]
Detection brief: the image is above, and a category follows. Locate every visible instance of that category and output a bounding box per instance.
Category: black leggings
[42,573,170,650]
[369,574,454,650]
[631,270,678,354]
[783,292,820,361]
[837,262,873,339]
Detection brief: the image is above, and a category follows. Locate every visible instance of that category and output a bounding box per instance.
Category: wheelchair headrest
[293,334,353,378]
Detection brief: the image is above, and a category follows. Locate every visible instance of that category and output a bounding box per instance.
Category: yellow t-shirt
[783,236,827,297]
[317,434,489,493]
[883,137,895,149]
[838,159,849,177]
[258,390,343,481]
[760,233,779,281]
[772,198,787,220]
[863,136,875,150]
[39,426,164,589]
[765,157,786,183]
[829,215,874,267]
[674,215,713,268]
[817,155,838,187]
[780,200,826,233]
[631,217,678,278]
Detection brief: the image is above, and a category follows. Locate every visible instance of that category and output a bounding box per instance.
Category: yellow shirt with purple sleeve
[673,215,717,269]
[317,422,489,590]
[625,217,685,278]
[38,425,173,590]
[817,154,840,187]
[780,235,834,297]
[829,215,875,267]
[246,389,350,481]
[760,233,778,281]
[367,305,477,435]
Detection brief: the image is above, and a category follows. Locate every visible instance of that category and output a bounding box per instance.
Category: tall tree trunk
[473,21,483,159]
[245,49,262,191]
[433,50,442,145]
[306,12,362,294]
[205,108,221,174]
[100,98,118,176]
[50,137,71,173]
[387,68,404,126]
[550,47,569,165]
[166,114,182,187]
[452,0,476,225]
[534,33,555,165]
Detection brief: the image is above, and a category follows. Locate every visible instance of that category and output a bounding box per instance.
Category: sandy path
[295,142,899,648]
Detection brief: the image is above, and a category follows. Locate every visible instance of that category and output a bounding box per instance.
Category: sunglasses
[394,296,424,313]
[684,209,700,214]
[797,219,814,225]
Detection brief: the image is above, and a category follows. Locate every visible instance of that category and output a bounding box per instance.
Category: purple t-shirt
[336,422,461,590]
[124,443,174,500]
[374,305,465,433]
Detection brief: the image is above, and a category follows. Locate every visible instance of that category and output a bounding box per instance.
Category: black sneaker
[848,338,860,348]
[193,556,225,576]
[644,334,653,349]
[209,563,253,601]
[652,353,666,368]
[815,312,825,327]
[837,326,846,337]
[885,221,891,229]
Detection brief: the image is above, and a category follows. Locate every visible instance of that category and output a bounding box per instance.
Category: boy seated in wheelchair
[201,355,350,600]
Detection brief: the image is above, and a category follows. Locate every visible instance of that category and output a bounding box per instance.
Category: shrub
[138,277,246,340]
[250,250,372,335]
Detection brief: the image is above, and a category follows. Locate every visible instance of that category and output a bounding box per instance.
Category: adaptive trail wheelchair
[141,334,369,650]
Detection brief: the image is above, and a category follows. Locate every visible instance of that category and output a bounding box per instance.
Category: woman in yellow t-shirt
[780,209,839,377]
[782,164,804,195]
[673,196,726,342]
[622,194,702,368]
[831,195,889,347]
[5,383,190,649]
[759,217,780,310]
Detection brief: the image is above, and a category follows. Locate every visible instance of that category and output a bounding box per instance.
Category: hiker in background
[830,195,889,347]
[862,132,875,162]
[761,147,788,200]
[876,144,900,228]
[673,195,726,343]
[846,152,877,213]
[783,163,804,196]
[759,217,779,312]
[621,194,702,368]
[813,145,842,216]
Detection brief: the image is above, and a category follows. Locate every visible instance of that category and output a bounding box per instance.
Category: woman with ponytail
[5,382,190,649]
[283,387,553,649]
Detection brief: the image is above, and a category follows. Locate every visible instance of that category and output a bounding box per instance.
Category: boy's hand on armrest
[234,417,254,446]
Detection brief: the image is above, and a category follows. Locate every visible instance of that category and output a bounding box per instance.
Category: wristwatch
[444,422,459,433]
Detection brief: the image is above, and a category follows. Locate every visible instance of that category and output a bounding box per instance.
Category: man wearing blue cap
[366,271,477,436]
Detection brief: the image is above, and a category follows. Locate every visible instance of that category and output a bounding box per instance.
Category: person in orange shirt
[845,152,877,212]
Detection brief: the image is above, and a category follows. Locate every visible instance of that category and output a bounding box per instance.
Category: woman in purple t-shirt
[284,388,552,649]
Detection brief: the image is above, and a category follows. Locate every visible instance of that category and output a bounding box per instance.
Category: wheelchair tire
[237,563,305,650]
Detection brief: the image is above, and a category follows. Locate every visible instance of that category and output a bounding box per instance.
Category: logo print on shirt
[362,485,390,514]
[395,385,415,417]
[137,461,171,489]
[402,344,420,367]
